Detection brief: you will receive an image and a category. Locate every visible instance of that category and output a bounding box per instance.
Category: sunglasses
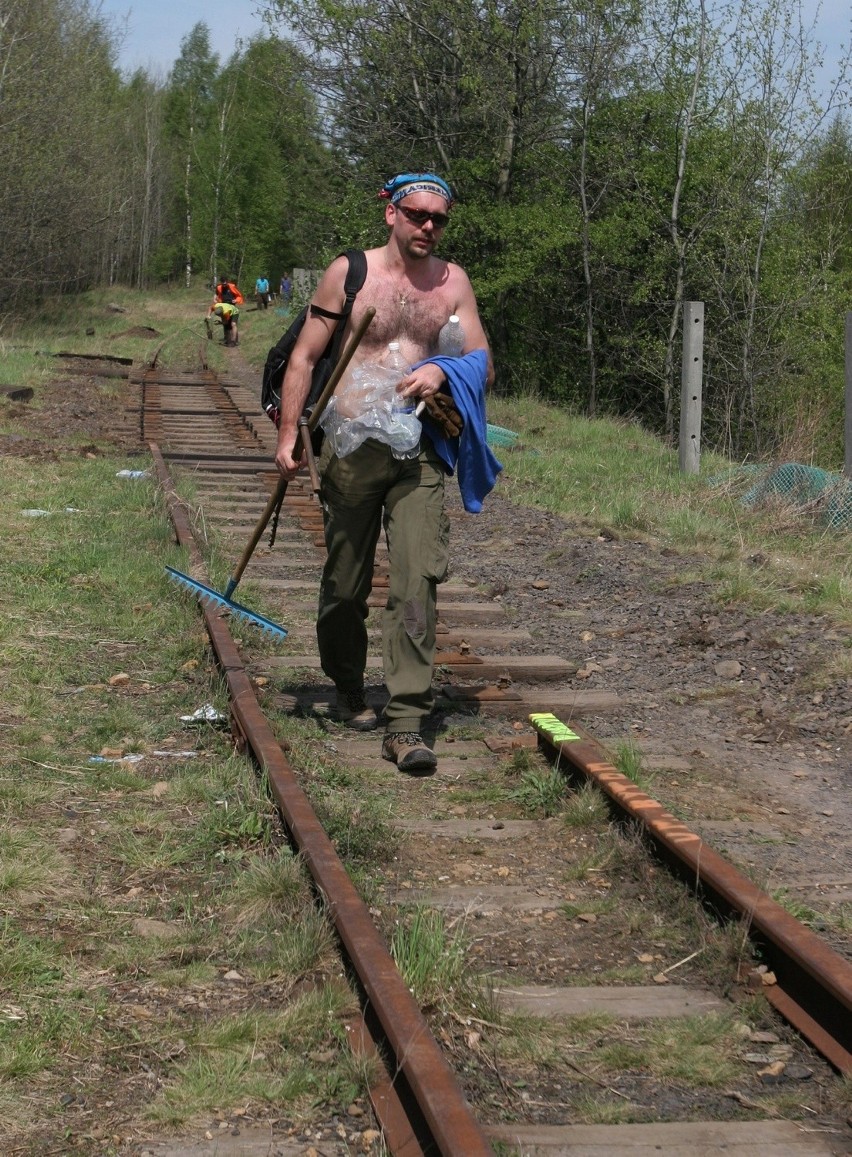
[395,204,450,230]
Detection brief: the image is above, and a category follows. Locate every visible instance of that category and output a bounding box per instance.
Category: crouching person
[209,301,240,347]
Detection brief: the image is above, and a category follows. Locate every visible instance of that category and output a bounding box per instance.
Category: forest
[2,0,851,463]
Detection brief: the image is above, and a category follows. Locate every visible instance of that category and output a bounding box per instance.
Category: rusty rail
[530,713,852,1073]
[151,441,494,1156]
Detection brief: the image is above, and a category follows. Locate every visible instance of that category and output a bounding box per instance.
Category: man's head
[380,172,454,258]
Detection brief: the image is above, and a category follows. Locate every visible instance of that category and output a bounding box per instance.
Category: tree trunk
[184,121,193,289]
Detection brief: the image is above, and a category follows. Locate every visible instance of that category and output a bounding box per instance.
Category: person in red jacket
[214,277,244,306]
[207,276,244,346]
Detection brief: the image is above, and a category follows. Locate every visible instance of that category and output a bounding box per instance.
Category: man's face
[388,192,450,259]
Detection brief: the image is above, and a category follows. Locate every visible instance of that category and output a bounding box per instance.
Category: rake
[166,307,376,640]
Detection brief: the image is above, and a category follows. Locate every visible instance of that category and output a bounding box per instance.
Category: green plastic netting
[486,423,520,448]
[741,463,852,529]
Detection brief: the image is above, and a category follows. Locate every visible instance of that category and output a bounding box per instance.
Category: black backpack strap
[342,248,367,305]
[327,249,367,362]
[310,303,346,321]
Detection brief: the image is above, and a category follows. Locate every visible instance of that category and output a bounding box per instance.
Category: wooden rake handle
[223,307,376,599]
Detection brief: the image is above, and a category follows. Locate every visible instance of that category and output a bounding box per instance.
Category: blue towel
[414,350,503,514]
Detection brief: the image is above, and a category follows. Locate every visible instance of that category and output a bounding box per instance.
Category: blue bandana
[380,172,454,206]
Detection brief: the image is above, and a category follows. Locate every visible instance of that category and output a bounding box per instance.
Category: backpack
[261,249,367,429]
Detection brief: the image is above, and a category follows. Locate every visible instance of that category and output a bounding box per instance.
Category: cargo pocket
[422,504,450,585]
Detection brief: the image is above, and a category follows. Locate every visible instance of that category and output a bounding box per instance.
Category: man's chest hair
[353,289,451,352]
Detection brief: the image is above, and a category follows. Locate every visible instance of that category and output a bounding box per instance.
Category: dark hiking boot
[332,688,377,731]
[381,732,437,773]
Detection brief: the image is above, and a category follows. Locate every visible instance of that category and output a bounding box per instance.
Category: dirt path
[445,487,852,950]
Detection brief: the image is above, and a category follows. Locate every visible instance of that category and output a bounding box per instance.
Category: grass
[0,296,378,1148]
[300,750,401,866]
[141,984,362,1128]
[770,889,852,935]
[504,748,568,817]
[390,906,473,1009]
[487,394,852,624]
[563,782,610,827]
[612,740,655,792]
[493,1006,750,1120]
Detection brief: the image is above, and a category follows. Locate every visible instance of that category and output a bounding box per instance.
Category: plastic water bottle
[437,315,465,356]
[385,342,420,459]
[386,342,412,411]
[386,341,409,380]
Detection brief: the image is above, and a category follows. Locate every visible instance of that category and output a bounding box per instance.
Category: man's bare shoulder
[322,253,351,283]
[443,258,472,286]
[312,254,351,308]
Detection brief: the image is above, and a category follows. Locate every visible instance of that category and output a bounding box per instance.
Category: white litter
[88,753,145,765]
[180,704,228,725]
[20,507,82,517]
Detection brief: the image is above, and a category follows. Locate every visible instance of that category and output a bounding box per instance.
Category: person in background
[209,300,240,346]
[214,276,244,306]
[279,273,292,308]
[256,274,270,309]
[274,172,496,774]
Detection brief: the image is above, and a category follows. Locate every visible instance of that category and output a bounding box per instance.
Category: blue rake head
[165,566,288,642]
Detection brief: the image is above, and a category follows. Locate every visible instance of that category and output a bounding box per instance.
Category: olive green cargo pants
[316,437,449,732]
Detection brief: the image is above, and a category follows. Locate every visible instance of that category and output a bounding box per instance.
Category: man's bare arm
[275,257,348,477]
[453,268,494,386]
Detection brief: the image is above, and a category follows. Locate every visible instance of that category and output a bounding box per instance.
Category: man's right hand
[275,426,306,479]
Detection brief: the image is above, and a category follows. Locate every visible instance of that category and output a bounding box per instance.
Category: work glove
[422,391,464,439]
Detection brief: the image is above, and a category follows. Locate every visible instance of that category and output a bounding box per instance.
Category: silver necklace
[385,250,410,310]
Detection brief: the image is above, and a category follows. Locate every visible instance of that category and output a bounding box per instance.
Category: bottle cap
[449,315,459,324]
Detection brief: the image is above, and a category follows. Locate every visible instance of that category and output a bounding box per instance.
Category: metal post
[679,302,704,474]
[845,312,852,479]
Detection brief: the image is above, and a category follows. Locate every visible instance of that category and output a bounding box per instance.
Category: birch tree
[0,0,130,305]
[712,0,851,455]
[562,0,641,416]
[163,25,219,286]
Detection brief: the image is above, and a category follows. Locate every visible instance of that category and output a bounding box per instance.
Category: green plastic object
[741,462,852,529]
[486,423,519,448]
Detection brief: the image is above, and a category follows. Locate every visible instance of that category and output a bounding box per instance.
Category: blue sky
[103,0,850,96]
[101,0,269,77]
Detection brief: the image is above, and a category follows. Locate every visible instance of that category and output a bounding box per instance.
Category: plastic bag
[319,362,421,459]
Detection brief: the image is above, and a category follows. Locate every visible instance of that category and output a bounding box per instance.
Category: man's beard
[403,235,434,260]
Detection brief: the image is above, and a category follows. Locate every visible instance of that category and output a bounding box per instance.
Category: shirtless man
[275,172,494,771]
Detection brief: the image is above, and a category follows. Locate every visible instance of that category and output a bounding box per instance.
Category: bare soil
[444,484,852,953]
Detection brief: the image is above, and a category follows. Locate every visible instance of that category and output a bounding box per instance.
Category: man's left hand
[397,361,447,402]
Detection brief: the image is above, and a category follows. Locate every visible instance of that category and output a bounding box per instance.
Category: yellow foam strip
[529,712,580,743]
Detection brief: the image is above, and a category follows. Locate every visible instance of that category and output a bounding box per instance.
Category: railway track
[128,350,851,1156]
